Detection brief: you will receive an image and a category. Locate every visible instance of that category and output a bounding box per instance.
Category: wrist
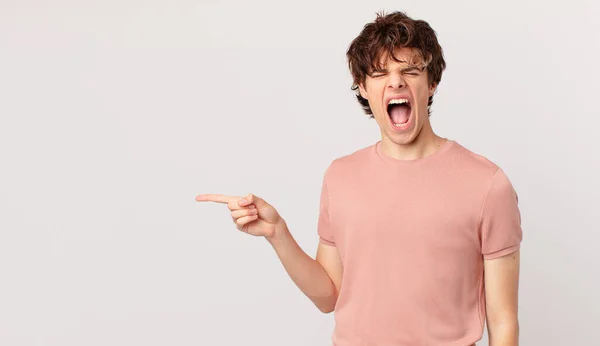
[265,218,288,243]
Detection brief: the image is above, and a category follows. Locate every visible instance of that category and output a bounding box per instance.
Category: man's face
[358,47,437,144]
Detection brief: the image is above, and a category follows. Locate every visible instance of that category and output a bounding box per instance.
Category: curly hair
[346,10,447,118]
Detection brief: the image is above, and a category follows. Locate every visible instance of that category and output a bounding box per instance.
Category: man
[197,10,522,346]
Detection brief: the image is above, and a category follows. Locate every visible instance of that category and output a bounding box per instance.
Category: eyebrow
[400,66,422,72]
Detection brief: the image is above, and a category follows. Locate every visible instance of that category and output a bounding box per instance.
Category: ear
[358,82,368,99]
[428,83,437,97]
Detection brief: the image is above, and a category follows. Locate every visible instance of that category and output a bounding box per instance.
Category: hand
[195,193,283,238]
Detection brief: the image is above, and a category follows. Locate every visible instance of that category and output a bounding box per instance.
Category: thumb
[241,193,267,208]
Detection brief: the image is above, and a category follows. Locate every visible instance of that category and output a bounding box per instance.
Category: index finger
[196,194,241,204]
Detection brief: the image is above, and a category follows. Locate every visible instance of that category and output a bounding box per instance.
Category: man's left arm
[484,249,520,346]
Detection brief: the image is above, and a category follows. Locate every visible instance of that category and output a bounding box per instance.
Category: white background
[1,0,598,345]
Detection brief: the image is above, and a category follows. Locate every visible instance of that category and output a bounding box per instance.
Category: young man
[197,10,522,346]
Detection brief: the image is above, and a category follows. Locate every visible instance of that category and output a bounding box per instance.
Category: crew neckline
[374,138,455,166]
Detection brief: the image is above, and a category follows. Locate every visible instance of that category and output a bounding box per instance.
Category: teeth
[388,98,409,105]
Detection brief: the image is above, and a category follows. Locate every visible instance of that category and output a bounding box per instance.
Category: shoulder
[452,140,499,172]
[451,141,519,203]
[322,142,375,181]
[450,140,510,182]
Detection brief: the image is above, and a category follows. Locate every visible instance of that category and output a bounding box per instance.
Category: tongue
[390,105,410,124]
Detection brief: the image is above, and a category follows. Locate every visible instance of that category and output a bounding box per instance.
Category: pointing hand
[196,193,283,238]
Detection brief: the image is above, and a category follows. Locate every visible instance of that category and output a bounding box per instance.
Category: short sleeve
[479,167,523,260]
[317,165,336,246]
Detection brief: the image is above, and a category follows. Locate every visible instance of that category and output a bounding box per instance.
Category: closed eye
[371,71,388,77]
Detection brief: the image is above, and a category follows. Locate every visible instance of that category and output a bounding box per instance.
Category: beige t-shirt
[317,139,523,346]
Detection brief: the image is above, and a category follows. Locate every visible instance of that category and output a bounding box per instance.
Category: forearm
[488,321,519,346]
[265,219,337,312]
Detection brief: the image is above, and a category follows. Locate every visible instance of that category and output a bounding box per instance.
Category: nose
[388,71,406,89]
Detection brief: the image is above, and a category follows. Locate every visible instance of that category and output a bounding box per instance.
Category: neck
[380,125,447,161]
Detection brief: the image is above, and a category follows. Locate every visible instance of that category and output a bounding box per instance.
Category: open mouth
[386,99,412,128]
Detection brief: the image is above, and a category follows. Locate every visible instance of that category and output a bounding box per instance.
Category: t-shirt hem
[319,236,336,246]
[483,243,520,260]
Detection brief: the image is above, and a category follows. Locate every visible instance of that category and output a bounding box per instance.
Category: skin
[196,193,340,313]
[484,250,520,346]
[358,46,447,160]
[196,46,520,345]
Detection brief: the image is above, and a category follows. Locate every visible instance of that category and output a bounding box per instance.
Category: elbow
[312,274,340,313]
[317,303,335,314]
[318,306,333,314]
[319,300,335,314]
[314,293,338,314]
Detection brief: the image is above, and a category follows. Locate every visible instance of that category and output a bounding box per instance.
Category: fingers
[197,193,259,211]
[235,214,258,229]
[231,202,258,232]
[196,194,240,204]
[197,192,260,233]
[238,194,252,207]
[231,207,257,219]
[227,199,255,211]
[238,193,263,208]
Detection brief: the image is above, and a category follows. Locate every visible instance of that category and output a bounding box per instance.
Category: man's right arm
[266,218,343,313]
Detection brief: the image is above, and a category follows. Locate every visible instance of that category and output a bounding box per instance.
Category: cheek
[414,85,430,105]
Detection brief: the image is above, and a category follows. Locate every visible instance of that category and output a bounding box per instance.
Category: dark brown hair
[346,10,446,118]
